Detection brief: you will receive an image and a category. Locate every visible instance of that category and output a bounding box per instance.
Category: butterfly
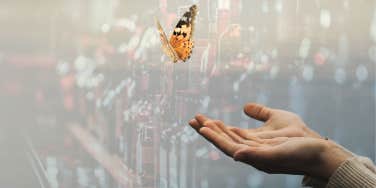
[155,5,197,63]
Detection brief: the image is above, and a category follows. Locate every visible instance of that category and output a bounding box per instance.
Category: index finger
[189,119,201,132]
[195,114,210,125]
[199,127,246,157]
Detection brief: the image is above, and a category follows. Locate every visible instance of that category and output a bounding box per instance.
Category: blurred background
[0,0,375,187]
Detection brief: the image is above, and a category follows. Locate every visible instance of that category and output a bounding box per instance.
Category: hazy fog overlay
[0,1,375,187]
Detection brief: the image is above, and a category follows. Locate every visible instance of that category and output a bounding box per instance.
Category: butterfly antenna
[190,5,198,38]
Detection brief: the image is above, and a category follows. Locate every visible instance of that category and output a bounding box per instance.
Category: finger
[247,127,265,133]
[188,119,201,132]
[194,114,223,134]
[233,147,275,163]
[229,127,250,139]
[199,127,245,157]
[195,115,235,141]
[254,129,300,139]
[229,127,263,143]
[254,131,279,139]
[205,121,234,141]
[261,137,289,146]
[242,140,263,147]
[233,147,280,174]
[214,120,245,143]
[228,125,267,133]
[195,114,210,125]
[243,103,273,122]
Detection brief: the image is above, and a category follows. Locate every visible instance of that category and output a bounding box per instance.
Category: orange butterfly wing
[169,5,197,62]
[155,18,179,63]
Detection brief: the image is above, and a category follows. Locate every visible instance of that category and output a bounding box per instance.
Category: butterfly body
[156,5,197,63]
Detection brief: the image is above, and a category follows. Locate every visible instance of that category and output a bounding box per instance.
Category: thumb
[243,103,272,122]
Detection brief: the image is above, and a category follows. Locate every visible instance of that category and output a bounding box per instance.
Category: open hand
[189,103,322,140]
[188,103,351,180]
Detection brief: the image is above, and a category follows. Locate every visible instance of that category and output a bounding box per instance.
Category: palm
[234,137,325,175]
[239,104,321,139]
[190,103,321,140]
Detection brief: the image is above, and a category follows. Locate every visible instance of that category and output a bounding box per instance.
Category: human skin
[188,103,352,180]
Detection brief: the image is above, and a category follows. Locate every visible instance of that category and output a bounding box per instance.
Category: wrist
[316,140,353,180]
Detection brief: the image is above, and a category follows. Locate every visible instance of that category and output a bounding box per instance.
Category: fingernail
[188,119,195,125]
